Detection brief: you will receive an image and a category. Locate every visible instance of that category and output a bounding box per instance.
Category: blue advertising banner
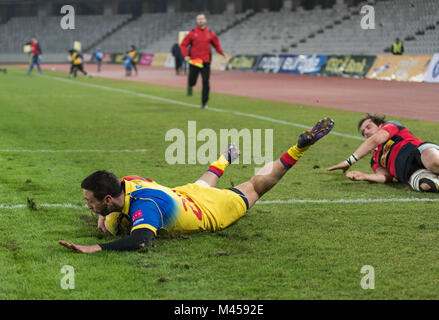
[278,54,327,74]
[254,55,286,73]
[253,54,327,74]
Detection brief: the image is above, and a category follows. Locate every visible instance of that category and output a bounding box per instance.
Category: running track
[13,63,439,122]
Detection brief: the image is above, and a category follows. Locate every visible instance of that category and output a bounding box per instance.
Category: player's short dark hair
[357,114,386,131]
[81,170,123,201]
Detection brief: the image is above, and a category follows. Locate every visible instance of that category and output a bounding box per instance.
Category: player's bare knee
[422,149,439,173]
[431,158,439,172]
[235,182,259,208]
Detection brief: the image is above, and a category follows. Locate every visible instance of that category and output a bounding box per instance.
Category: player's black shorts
[227,187,249,210]
[400,142,438,184]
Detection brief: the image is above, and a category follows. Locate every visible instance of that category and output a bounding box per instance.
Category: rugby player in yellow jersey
[128,45,139,76]
[68,49,91,78]
[59,118,334,253]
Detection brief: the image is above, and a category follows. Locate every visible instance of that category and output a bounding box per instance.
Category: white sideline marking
[0,204,86,209]
[1,198,437,210]
[0,149,149,153]
[43,75,364,141]
[256,198,439,205]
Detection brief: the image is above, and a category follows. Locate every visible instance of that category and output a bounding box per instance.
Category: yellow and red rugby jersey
[119,176,216,235]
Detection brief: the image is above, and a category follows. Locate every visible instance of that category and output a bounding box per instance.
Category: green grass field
[0,66,438,300]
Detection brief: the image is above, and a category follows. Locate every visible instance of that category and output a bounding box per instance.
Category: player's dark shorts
[228,187,249,210]
[71,64,84,72]
[397,142,439,184]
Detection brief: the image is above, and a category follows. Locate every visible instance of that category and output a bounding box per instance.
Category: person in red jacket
[27,37,42,75]
[180,14,226,108]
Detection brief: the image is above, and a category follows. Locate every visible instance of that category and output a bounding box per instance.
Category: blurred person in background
[94,48,104,72]
[128,45,139,76]
[68,49,91,78]
[26,37,42,75]
[171,40,184,75]
[180,14,226,108]
[391,38,404,55]
[124,52,133,76]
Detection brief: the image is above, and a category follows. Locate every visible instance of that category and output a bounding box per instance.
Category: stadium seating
[95,11,253,54]
[0,14,132,53]
[291,0,439,55]
[0,0,437,56]
[220,5,349,55]
[97,12,196,53]
[140,11,253,53]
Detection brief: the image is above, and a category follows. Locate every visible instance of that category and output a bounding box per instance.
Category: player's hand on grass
[59,240,101,253]
[327,161,350,172]
[346,171,366,181]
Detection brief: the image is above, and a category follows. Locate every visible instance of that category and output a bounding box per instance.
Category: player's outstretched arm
[346,167,393,184]
[59,229,155,253]
[327,129,390,172]
[58,241,102,253]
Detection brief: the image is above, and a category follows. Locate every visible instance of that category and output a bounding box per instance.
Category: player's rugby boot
[297,117,335,148]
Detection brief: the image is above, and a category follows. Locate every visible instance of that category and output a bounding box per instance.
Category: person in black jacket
[171,40,184,75]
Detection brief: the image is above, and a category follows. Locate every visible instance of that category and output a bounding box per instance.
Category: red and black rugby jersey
[370,121,424,183]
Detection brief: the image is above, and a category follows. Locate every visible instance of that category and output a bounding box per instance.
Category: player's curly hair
[81,170,123,201]
[357,114,386,131]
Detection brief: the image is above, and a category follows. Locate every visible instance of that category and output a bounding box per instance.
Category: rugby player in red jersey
[327,114,439,192]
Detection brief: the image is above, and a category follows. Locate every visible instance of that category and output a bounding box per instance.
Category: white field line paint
[256,198,439,205]
[0,204,86,209]
[44,75,364,141]
[0,149,149,153]
[1,198,438,210]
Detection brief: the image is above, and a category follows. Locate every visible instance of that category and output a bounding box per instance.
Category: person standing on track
[94,48,104,72]
[68,49,91,78]
[171,40,184,75]
[180,13,226,109]
[27,37,42,75]
[128,45,139,76]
